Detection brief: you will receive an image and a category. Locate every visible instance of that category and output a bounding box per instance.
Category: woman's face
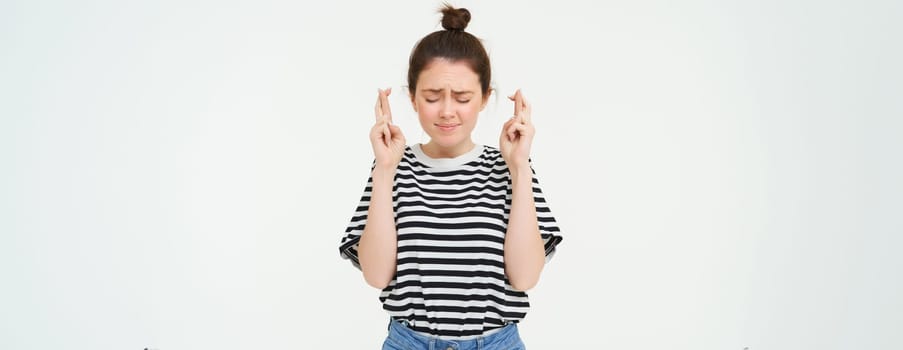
[411,58,488,151]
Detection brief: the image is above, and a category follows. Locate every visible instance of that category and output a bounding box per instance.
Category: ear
[410,90,418,112]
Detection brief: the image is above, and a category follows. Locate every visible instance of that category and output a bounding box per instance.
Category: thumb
[388,124,405,141]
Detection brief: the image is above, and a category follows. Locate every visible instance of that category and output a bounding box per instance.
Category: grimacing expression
[411,59,488,149]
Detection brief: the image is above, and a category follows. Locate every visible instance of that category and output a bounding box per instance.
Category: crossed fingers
[374,87,393,123]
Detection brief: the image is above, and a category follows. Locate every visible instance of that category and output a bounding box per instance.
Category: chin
[430,135,466,147]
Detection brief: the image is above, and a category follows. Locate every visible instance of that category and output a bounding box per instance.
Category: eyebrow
[420,88,474,95]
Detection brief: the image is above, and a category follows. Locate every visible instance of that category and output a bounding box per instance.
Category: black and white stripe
[339,144,562,339]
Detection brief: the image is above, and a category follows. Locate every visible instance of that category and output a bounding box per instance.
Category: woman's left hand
[500,89,535,171]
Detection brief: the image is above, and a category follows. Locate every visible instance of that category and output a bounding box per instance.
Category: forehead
[417,59,481,91]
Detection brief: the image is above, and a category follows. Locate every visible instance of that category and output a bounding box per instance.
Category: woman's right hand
[370,87,406,170]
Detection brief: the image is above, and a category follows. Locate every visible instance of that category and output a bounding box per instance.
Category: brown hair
[407,4,492,97]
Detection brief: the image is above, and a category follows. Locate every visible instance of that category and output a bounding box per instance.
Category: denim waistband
[384,318,523,350]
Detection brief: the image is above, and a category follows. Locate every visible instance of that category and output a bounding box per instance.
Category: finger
[501,116,517,137]
[506,121,521,142]
[388,124,405,142]
[521,93,531,124]
[503,115,517,127]
[379,87,393,123]
[507,88,520,101]
[382,123,391,146]
[511,123,532,142]
[375,98,382,122]
[500,117,516,143]
[370,122,381,141]
[376,89,386,120]
[514,123,531,137]
[370,120,387,142]
[511,89,522,117]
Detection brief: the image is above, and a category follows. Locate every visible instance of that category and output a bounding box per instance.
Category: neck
[421,140,475,159]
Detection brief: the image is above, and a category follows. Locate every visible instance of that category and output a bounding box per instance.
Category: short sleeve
[338,171,374,270]
[514,159,563,263]
[532,175,563,263]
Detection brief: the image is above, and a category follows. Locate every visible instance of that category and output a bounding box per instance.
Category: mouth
[436,123,461,132]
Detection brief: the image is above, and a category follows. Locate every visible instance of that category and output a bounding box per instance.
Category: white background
[2,0,901,349]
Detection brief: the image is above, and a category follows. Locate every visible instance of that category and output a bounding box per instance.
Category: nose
[440,98,455,119]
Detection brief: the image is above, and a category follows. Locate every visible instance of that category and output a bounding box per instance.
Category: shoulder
[480,145,503,164]
[477,145,540,175]
[482,144,500,154]
[400,144,423,167]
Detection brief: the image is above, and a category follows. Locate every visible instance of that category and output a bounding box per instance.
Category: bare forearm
[358,167,398,289]
[504,165,545,291]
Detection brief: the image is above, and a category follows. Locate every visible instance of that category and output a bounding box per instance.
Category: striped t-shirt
[339,143,563,339]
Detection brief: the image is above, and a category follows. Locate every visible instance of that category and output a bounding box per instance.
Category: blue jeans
[382,319,526,350]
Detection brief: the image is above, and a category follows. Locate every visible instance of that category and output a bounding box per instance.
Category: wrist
[371,166,396,183]
[509,164,533,182]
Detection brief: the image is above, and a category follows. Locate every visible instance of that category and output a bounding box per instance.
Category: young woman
[340,5,563,349]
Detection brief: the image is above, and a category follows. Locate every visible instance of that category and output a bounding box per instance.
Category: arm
[504,165,546,291]
[358,166,398,289]
[359,87,405,289]
[500,89,546,291]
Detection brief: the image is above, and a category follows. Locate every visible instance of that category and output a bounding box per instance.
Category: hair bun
[440,5,471,31]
